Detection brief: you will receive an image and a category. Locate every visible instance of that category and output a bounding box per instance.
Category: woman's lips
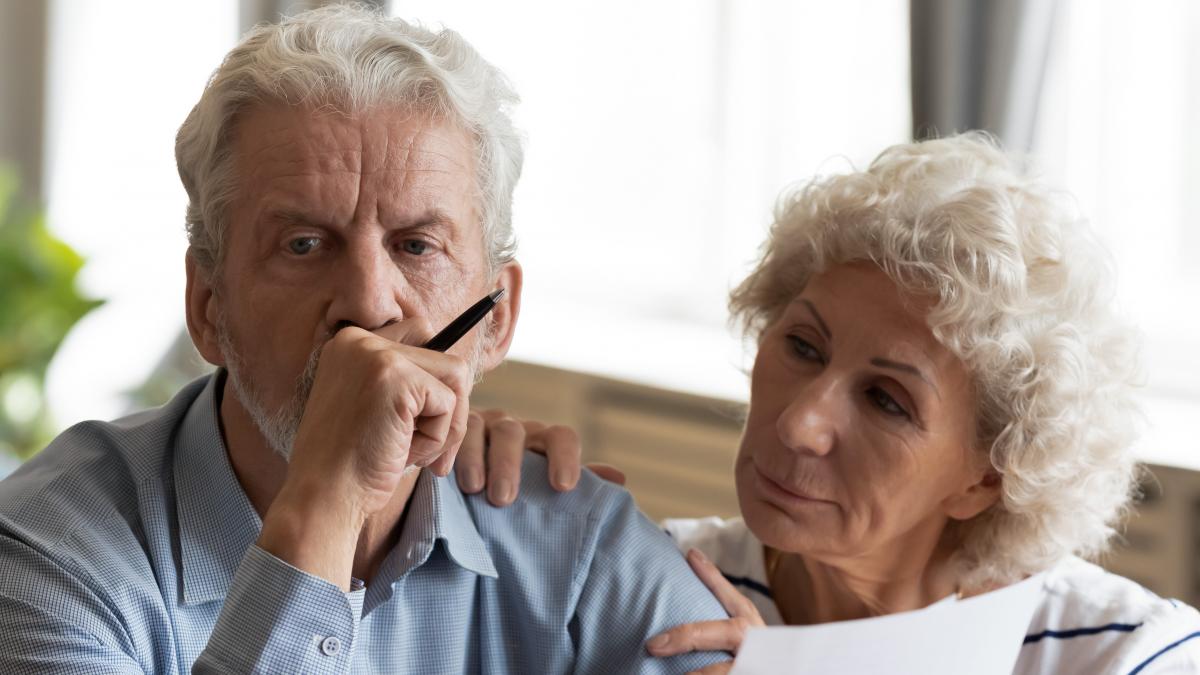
[753,464,833,508]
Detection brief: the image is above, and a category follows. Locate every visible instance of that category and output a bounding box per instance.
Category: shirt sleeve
[193,545,361,674]
[0,595,145,674]
[0,535,146,674]
[570,490,731,674]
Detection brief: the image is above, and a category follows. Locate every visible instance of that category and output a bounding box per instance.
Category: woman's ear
[942,468,1003,521]
[184,251,226,367]
[477,260,523,372]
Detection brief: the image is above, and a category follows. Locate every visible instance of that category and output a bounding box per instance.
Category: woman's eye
[401,239,430,256]
[868,387,910,419]
[287,237,320,255]
[786,335,823,362]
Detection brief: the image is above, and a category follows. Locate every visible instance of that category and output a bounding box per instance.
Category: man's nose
[327,244,406,332]
[775,377,840,457]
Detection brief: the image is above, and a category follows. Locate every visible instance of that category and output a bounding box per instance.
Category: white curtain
[910,0,1058,151]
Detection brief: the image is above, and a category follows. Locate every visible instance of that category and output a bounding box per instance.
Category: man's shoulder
[462,453,647,537]
[0,376,208,553]
[460,453,680,574]
[459,453,729,673]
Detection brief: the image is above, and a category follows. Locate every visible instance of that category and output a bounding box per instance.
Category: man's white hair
[731,132,1143,587]
[176,3,523,276]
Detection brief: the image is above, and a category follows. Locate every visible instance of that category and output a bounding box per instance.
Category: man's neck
[770,516,960,624]
[218,377,420,583]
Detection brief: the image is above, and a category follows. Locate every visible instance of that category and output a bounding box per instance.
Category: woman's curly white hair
[730,132,1143,586]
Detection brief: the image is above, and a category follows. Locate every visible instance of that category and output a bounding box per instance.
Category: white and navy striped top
[664,516,1200,674]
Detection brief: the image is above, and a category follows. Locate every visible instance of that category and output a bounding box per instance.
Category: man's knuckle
[448,415,468,441]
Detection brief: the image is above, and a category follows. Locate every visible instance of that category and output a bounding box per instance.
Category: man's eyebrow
[800,300,832,340]
[405,209,456,229]
[265,209,458,230]
[870,357,940,398]
[266,209,321,228]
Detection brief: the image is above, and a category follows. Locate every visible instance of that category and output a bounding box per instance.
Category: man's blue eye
[288,237,319,255]
[402,239,430,255]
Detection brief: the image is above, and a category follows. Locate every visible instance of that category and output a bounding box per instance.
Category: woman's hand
[646,548,766,675]
[456,408,626,506]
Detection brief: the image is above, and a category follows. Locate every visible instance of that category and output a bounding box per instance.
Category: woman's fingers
[482,415,526,506]
[455,411,488,493]
[469,410,587,498]
[645,617,754,655]
[585,462,627,486]
[537,424,582,491]
[687,549,766,624]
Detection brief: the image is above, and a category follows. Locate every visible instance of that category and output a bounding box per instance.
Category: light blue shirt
[0,372,727,673]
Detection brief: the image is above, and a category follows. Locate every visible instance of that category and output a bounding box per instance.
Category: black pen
[422,288,506,352]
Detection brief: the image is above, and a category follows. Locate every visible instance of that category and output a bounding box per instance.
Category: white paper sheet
[730,572,1045,675]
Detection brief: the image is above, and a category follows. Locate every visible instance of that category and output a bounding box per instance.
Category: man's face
[204,103,499,456]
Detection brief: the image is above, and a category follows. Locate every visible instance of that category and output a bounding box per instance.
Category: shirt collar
[413,469,498,579]
[174,370,263,606]
[364,469,498,613]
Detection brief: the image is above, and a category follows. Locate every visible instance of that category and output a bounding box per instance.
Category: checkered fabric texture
[0,374,728,673]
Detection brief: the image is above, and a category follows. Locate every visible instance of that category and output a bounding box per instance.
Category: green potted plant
[0,166,103,463]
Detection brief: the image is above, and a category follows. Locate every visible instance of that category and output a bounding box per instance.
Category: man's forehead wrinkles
[382,139,471,170]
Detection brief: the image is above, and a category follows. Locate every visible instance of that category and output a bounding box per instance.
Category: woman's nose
[775,378,839,457]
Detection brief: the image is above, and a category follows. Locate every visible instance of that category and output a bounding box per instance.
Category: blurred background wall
[0,1,46,204]
[1,0,1198,602]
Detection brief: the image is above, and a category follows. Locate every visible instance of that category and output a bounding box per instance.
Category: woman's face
[736,262,998,563]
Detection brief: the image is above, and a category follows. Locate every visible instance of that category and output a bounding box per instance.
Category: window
[39,1,1197,470]
[391,0,910,399]
[1035,0,1200,468]
[43,0,237,423]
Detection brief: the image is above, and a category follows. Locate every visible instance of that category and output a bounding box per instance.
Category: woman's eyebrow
[870,357,941,398]
[801,300,832,339]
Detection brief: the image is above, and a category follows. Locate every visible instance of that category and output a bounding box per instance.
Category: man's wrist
[257,477,365,591]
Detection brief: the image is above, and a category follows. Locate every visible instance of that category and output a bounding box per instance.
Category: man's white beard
[216,313,489,462]
[217,320,319,461]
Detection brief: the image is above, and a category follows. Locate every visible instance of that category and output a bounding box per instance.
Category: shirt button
[320,636,341,657]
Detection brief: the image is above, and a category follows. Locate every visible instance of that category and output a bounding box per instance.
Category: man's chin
[224,369,301,461]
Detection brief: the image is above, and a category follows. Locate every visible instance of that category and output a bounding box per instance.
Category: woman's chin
[738,487,836,555]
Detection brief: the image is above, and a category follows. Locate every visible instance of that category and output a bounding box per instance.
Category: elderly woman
[471,133,1200,673]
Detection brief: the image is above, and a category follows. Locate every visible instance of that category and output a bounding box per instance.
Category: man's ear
[185,251,226,367]
[478,260,523,372]
[942,467,1003,521]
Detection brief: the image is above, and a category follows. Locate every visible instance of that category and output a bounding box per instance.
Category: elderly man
[0,6,726,674]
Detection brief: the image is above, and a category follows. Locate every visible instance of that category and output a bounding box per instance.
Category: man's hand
[258,321,473,589]
[456,409,626,506]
